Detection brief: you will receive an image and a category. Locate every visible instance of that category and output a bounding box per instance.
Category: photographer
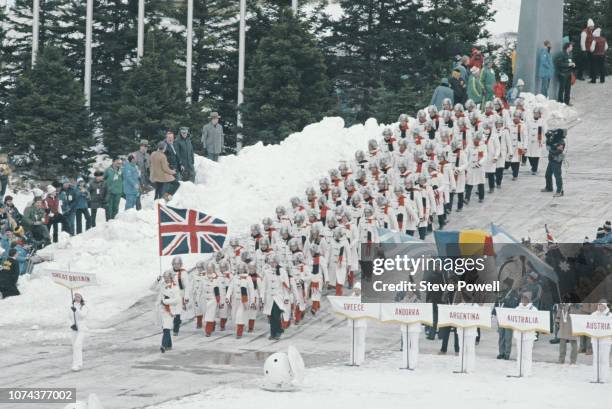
[541,129,566,197]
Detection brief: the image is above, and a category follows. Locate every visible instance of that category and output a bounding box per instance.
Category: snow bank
[3,98,575,343]
[145,352,608,409]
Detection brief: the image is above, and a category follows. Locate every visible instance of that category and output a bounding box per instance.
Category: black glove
[70,306,76,312]
[70,324,78,331]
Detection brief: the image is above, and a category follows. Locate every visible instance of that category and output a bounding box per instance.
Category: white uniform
[526,116,547,158]
[465,143,487,186]
[199,273,223,327]
[495,127,512,169]
[225,274,255,331]
[507,121,527,163]
[68,303,89,370]
[262,265,290,315]
[328,237,350,289]
[483,133,501,174]
[451,150,468,193]
[590,308,611,383]
[513,303,537,376]
[190,272,207,318]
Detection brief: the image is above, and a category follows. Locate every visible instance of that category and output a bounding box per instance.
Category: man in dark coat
[175,127,195,182]
[0,248,20,298]
[164,130,182,176]
[495,278,519,359]
[450,68,467,105]
[554,42,576,105]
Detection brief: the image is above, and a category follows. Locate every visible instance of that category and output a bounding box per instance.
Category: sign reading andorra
[380,303,433,325]
[327,296,381,320]
[495,307,551,333]
[570,314,612,338]
[437,304,493,329]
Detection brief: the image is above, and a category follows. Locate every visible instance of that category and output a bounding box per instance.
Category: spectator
[480,58,496,103]
[589,28,608,84]
[467,66,484,106]
[494,73,509,106]
[88,171,107,227]
[555,42,576,105]
[74,177,92,234]
[430,78,454,111]
[453,55,468,83]
[104,158,123,220]
[122,154,141,210]
[450,68,466,105]
[3,196,22,226]
[469,48,483,69]
[164,130,181,176]
[507,78,524,106]
[150,142,178,201]
[578,18,595,81]
[22,196,51,246]
[556,301,578,364]
[176,127,195,183]
[59,178,77,235]
[0,153,10,200]
[132,139,151,191]
[537,40,554,97]
[0,248,20,298]
[43,185,63,243]
[201,112,224,162]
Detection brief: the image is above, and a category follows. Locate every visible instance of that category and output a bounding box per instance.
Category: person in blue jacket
[74,177,91,234]
[123,154,141,211]
[59,177,77,235]
[0,232,27,275]
[537,40,554,98]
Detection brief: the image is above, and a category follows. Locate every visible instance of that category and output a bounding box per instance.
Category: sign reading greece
[328,296,380,320]
[495,307,551,333]
[437,304,493,329]
[570,314,612,339]
[380,303,433,325]
[47,269,98,289]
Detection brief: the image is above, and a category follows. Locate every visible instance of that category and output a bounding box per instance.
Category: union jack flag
[158,204,228,256]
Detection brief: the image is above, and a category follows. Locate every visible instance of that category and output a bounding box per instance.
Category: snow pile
[2,97,575,343]
[144,352,608,409]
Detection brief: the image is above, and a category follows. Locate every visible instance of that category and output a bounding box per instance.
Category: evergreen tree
[104,29,188,156]
[371,79,433,125]
[0,4,10,126]
[0,47,93,178]
[240,7,333,145]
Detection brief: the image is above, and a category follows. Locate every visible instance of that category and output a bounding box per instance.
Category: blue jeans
[125,194,138,210]
[540,77,551,97]
[64,211,76,235]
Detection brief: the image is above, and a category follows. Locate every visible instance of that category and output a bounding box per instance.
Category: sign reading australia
[359,241,611,304]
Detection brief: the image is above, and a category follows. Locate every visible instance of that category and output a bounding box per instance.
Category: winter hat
[440,78,449,86]
[604,221,611,232]
[60,176,70,185]
[516,78,525,87]
[32,188,43,198]
[593,28,601,37]
[596,227,606,239]
[93,170,104,177]
[500,73,509,82]
[3,195,13,202]
[587,18,595,28]
[46,185,56,194]
[470,66,480,74]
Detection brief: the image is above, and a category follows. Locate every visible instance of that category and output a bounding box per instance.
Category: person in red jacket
[469,48,484,69]
[590,28,609,83]
[43,185,63,243]
[494,73,509,106]
[578,18,595,80]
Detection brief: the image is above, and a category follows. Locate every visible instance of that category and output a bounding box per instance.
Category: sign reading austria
[437,304,493,328]
[328,296,380,320]
[495,307,551,333]
[570,314,612,338]
[380,303,433,325]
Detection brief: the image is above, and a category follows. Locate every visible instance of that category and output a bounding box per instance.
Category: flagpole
[236,0,246,152]
[84,0,93,108]
[32,0,40,67]
[158,202,163,277]
[137,0,145,63]
[185,0,193,104]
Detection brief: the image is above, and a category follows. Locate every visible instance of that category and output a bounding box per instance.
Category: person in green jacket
[480,59,496,103]
[104,158,124,219]
[467,66,485,108]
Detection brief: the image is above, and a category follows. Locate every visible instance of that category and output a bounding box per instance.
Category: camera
[545,128,566,148]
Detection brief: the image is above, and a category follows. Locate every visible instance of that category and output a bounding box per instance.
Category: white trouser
[457,328,477,373]
[515,335,534,377]
[401,326,420,370]
[349,321,367,366]
[591,338,611,383]
[71,331,85,369]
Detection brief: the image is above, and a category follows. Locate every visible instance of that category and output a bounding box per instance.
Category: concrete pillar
[515,0,564,95]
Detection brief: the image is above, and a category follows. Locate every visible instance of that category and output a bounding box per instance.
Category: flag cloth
[490,223,558,283]
[545,224,555,243]
[158,204,228,256]
[434,230,494,257]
